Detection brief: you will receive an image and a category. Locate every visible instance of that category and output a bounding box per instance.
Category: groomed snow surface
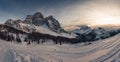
[0,34,120,62]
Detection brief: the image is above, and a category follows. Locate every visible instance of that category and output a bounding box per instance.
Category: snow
[72,25,92,34]
[0,34,120,62]
[19,23,75,38]
[35,24,75,38]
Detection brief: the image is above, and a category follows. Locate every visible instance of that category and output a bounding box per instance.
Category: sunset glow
[89,11,120,25]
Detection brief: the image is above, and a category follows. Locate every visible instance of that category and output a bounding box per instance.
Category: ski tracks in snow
[91,37,120,62]
[0,34,120,62]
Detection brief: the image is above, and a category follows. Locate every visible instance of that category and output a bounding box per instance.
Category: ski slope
[0,34,120,62]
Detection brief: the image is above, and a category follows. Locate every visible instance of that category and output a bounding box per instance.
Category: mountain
[4,12,74,38]
[92,27,110,40]
[24,12,65,33]
[71,25,120,41]
[1,12,120,45]
[5,12,64,33]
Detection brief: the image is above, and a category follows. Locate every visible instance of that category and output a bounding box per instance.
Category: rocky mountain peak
[4,19,23,30]
[32,12,44,26]
[44,15,65,33]
[46,15,53,19]
[4,19,13,25]
[24,15,33,24]
[33,12,44,19]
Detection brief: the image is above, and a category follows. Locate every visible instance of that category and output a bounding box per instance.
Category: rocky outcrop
[5,19,23,29]
[44,16,65,33]
[5,19,37,33]
[92,27,110,40]
[24,15,33,24]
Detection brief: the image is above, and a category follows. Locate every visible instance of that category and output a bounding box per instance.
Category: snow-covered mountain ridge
[0,12,120,45]
[5,12,74,38]
[71,25,120,41]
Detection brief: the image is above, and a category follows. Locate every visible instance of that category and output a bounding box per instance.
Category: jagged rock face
[32,12,44,26]
[44,16,65,33]
[0,24,27,43]
[4,19,13,26]
[5,19,22,28]
[24,15,33,24]
[5,19,35,32]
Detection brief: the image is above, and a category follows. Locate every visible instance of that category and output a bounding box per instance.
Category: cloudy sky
[0,0,120,26]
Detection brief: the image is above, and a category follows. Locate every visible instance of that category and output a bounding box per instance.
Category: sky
[0,0,120,26]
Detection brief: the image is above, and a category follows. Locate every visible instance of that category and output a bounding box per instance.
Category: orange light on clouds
[88,10,120,25]
[59,0,120,26]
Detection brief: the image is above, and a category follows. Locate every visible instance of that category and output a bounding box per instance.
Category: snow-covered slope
[0,34,120,62]
[19,23,74,38]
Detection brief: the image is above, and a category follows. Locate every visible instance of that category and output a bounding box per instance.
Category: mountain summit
[32,12,44,26]
[5,12,65,33]
[44,15,65,33]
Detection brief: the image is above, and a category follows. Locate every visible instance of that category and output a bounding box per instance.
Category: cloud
[0,0,120,26]
[57,0,120,26]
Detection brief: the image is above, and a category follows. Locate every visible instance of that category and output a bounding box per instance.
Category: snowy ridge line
[90,38,120,62]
